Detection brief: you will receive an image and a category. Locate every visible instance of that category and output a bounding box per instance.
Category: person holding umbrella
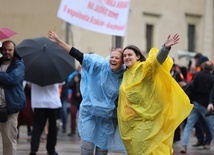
[29,82,62,155]
[0,27,17,41]
[48,30,126,154]
[0,40,26,155]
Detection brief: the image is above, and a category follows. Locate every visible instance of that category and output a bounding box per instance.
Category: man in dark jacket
[0,40,26,155]
[180,61,214,153]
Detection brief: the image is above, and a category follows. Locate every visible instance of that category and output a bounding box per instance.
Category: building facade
[1,0,213,67]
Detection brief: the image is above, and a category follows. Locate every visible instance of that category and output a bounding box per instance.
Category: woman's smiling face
[109,49,123,72]
[123,49,140,68]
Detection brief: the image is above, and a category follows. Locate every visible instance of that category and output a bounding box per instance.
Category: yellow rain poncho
[118,48,193,155]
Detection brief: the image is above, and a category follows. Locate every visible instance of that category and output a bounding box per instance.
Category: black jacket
[192,70,214,107]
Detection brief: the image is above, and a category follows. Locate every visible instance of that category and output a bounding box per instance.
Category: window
[112,36,123,49]
[185,13,201,52]
[188,24,195,52]
[146,24,153,53]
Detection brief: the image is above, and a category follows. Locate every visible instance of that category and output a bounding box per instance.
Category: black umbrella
[17,37,75,86]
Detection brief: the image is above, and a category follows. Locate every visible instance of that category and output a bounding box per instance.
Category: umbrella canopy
[17,37,75,86]
[0,27,17,40]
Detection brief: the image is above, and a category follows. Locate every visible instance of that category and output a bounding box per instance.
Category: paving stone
[1,125,213,155]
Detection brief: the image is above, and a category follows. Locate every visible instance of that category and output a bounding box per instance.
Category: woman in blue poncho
[48,31,126,155]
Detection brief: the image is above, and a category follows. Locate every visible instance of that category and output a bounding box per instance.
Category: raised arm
[157,33,180,64]
[48,30,84,64]
[48,30,72,53]
[164,33,179,48]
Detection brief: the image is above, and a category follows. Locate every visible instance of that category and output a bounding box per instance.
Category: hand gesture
[48,30,72,53]
[207,103,214,111]
[48,31,59,43]
[164,33,180,49]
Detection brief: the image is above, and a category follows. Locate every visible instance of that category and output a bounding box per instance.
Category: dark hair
[123,45,146,62]
[194,53,202,59]
[203,61,213,71]
[1,40,16,52]
[197,56,209,65]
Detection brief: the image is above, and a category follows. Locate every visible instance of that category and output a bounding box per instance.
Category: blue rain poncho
[78,53,126,152]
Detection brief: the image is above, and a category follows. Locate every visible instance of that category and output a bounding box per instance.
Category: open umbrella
[17,37,75,86]
[0,27,17,40]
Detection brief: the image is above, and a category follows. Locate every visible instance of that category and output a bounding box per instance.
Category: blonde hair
[112,48,123,53]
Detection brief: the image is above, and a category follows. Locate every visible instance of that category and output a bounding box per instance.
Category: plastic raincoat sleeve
[118,48,193,155]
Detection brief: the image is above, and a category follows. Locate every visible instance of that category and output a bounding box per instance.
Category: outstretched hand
[48,31,59,43]
[164,33,180,48]
[48,30,72,53]
[207,103,214,111]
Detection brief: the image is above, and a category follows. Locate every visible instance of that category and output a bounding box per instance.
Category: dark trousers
[174,126,181,142]
[30,108,58,154]
[195,117,212,145]
[70,104,78,132]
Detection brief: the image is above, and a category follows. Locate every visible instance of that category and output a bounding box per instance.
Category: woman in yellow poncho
[117,34,193,155]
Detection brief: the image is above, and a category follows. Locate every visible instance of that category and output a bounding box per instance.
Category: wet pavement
[0,125,213,155]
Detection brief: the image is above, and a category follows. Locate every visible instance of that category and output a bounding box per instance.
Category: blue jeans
[182,101,214,146]
[61,100,69,131]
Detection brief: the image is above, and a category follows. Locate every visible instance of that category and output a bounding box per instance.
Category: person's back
[31,84,61,108]
[30,83,61,155]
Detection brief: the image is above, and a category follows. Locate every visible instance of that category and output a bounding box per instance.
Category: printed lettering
[104,0,116,7]
[107,22,124,30]
[63,5,68,12]
[66,8,90,22]
[107,11,119,19]
[90,16,105,26]
[117,1,129,8]
[87,1,94,10]
[94,5,108,15]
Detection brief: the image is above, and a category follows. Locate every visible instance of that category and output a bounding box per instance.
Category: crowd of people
[176,53,214,154]
[0,39,83,155]
[168,52,214,153]
[1,30,214,155]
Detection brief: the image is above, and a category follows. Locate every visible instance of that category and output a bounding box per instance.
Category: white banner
[57,0,130,36]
